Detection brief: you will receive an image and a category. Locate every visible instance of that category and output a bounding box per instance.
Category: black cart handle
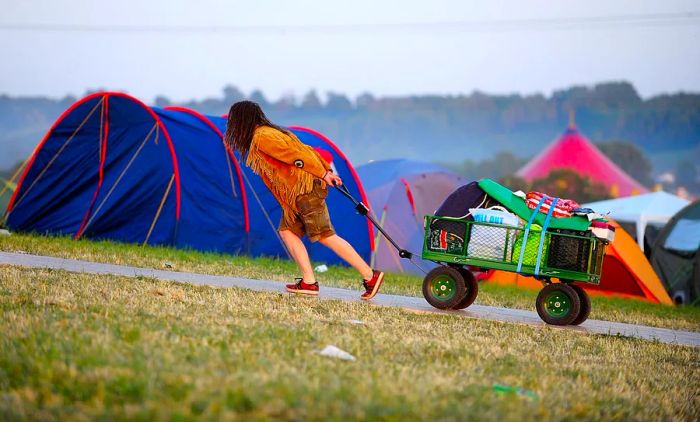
[333,182,413,260]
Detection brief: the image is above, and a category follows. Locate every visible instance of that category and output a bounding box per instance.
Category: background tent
[4,92,372,265]
[517,123,648,197]
[481,220,673,304]
[356,159,465,274]
[651,200,700,305]
[584,191,689,253]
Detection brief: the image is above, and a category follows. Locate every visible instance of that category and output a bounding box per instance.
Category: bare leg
[279,230,316,284]
[319,234,374,280]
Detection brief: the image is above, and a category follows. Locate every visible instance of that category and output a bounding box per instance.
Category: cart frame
[419,214,609,325]
[421,215,607,284]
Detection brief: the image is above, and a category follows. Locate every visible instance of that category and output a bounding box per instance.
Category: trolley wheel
[535,283,581,326]
[569,284,591,325]
[422,266,466,309]
[453,268,479,310]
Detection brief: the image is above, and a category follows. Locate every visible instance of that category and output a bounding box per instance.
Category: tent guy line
[1,251,698,348]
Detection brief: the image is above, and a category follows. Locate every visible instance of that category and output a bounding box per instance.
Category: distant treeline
[1,81,698,174]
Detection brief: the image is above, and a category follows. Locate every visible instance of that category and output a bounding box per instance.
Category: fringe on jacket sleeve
[253,127,329,178]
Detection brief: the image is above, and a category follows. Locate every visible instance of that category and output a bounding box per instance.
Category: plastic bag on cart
[471,206,520,226]
[512,224,548,267]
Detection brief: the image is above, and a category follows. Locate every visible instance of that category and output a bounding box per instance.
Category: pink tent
[516,124,648,197]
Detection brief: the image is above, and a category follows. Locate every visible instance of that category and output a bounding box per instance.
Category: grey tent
[356,159,466,275]
[650,200,700,305]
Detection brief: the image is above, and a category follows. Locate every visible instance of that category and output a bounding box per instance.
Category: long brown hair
[224,100,288,158]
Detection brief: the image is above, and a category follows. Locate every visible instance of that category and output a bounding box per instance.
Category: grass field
[1,233,700,332]
[1,266,698,420]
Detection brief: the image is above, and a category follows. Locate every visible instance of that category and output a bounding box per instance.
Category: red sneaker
[361,270,385,300]
[286,278,319,296]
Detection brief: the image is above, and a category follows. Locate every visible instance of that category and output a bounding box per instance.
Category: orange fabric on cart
[482,221,673,304]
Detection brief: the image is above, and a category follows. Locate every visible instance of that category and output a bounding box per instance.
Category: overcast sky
[1,0,699,102]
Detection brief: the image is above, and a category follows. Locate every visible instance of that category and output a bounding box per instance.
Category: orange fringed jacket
[247,126,332,226]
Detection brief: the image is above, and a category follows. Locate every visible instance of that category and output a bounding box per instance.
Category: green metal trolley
[419,179,610,326]
[334,179,610,326]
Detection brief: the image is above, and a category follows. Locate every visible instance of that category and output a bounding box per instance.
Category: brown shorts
[278,179,336,242]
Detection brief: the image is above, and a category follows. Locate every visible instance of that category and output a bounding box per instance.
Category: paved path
[2,251,698,348]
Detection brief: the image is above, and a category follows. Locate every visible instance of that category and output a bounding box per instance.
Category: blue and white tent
[584,191,690,252]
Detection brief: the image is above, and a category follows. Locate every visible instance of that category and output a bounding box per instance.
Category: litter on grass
[314,264,328,273]
[0,229,10,236]
[492,383,539,400]
[317,345,356,361]
[346,319,365,325]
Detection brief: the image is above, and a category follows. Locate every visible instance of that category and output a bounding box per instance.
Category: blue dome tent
[6,93,182,245]
[5,92,373,265]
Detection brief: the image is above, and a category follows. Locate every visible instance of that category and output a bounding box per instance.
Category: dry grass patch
[0,266,698,420]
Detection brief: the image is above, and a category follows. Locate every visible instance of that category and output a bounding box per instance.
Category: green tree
[355,92,375,108]
[249,90,268,107]
[596,141,653,187]
[530,169,610,203]
[1,81,699,175]
[326,92,352,111]
[154,96,171,108]
[498,175,530,192]
[443,151,528,181]
[222,85,245,104]
[675,159,698,188]
[301,90,322,110]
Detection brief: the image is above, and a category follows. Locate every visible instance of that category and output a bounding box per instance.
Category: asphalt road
[1,251,698,347]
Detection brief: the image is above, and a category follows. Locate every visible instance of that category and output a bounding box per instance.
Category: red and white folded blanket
[525,192,580,218]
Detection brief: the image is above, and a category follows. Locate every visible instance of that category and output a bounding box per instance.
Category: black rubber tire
[422,266,466,310]
[569,284,592,326]
[535,283,581,326]
[453,268,479,310]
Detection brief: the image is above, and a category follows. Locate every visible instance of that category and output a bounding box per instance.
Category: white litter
[0,229,10,236]
[317,345,356,361]
[346,319,365,325]
[314,264,328,273]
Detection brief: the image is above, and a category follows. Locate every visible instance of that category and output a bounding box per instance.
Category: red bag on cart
[525,192,580,217]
